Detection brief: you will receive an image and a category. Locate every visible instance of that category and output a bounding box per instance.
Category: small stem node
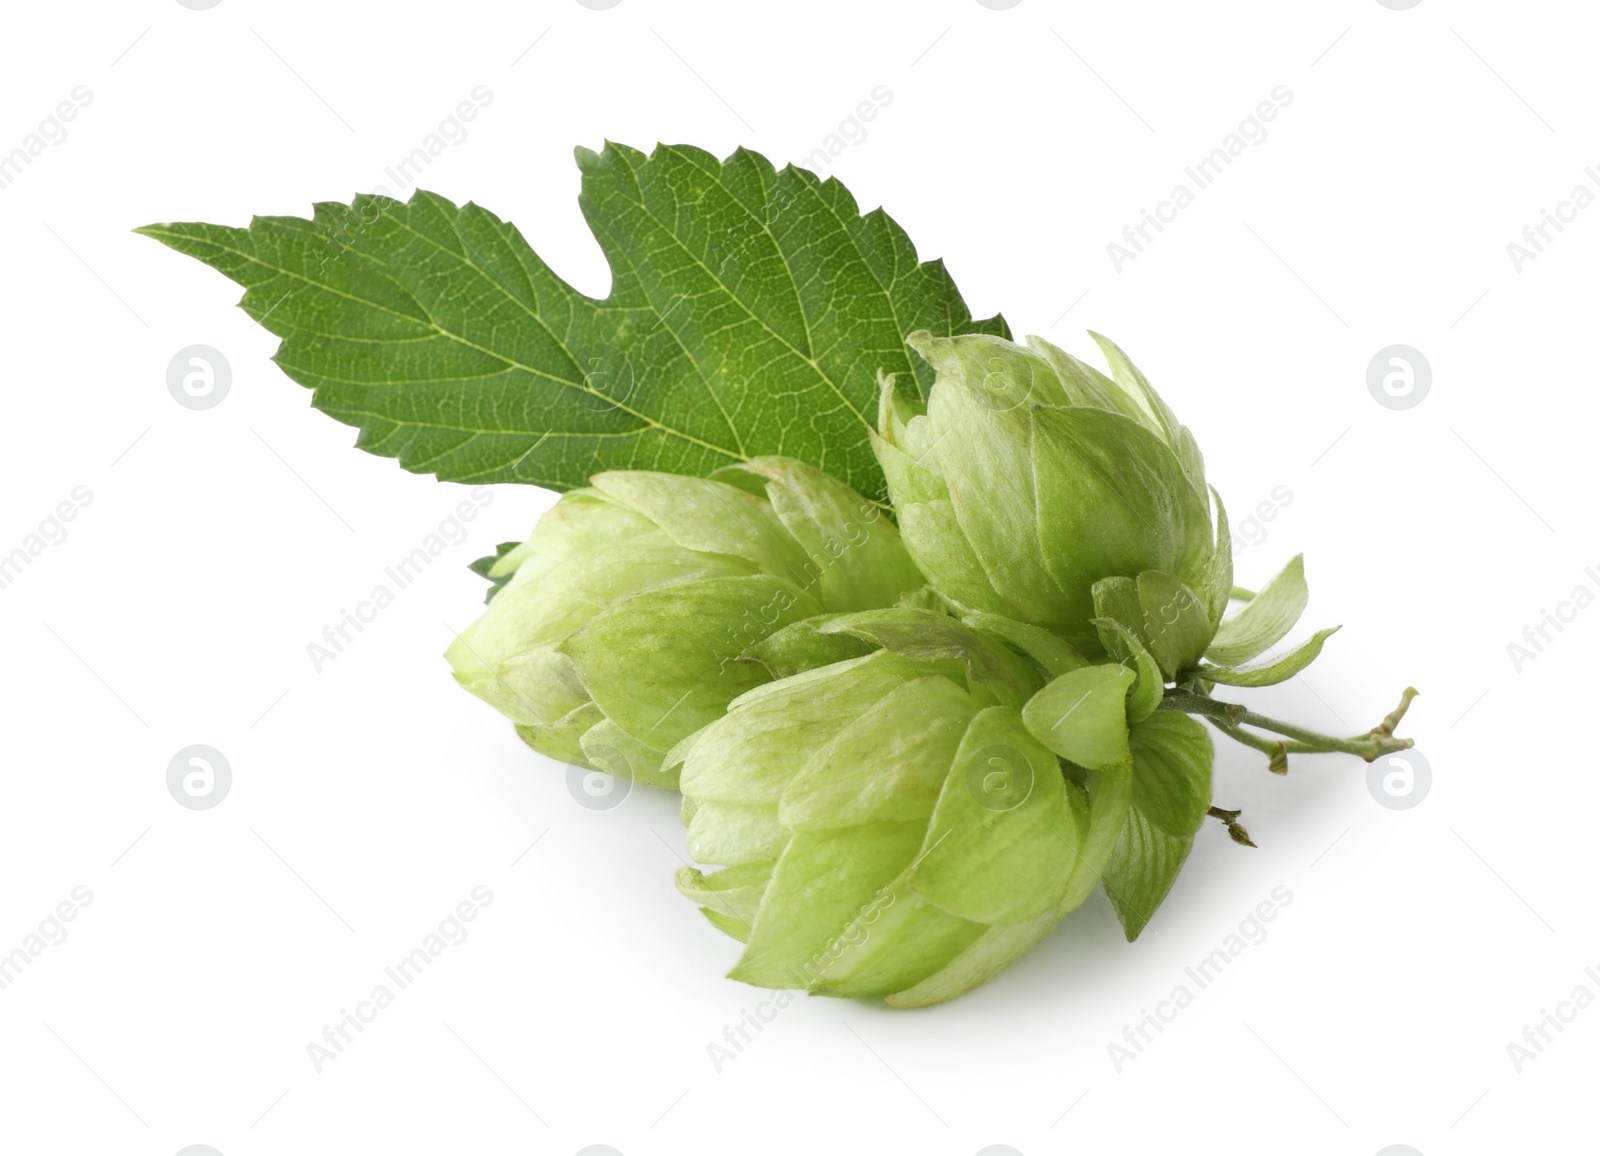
[1207,805,1257,848]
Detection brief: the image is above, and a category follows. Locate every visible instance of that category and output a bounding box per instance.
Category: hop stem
[1207,805,1257,847]
[1160,685,1418,770]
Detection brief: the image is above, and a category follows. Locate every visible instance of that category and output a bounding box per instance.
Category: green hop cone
[446,457,924,788]
[670,608,1152,1006]
[872,329,1233,666]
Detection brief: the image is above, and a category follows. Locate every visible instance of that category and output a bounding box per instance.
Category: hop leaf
[136,144,1008,497]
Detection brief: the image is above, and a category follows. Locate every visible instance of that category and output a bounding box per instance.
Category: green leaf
[1021,665,1135,768]
[137,142,1007,496]
[1102,712,1212,940]
[1199,626,1340,687]
[1205,554,1308,667]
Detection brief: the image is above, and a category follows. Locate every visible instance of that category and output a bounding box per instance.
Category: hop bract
[446,458,924,787]
[873,330,1233,668]
[671,608,1150,1006]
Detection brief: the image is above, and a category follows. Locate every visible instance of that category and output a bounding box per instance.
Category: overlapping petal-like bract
[446,458,924,787]
[873,330,1232,669]
[670,608,1209,1005]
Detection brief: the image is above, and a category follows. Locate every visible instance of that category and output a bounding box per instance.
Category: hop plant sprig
[141,147,1417,1009]
[452,330,1417,1005]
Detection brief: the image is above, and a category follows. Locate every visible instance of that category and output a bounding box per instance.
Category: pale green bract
[874,330,1338,689]
[446,457,923,786]
[669,607,1215,1004]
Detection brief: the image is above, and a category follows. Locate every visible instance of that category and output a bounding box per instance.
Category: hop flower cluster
[449,330,1393,1006]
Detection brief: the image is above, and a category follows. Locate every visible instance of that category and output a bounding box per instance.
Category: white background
[0,2,1593,1154]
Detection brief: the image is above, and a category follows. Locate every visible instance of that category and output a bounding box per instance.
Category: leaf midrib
[144,225,746,461]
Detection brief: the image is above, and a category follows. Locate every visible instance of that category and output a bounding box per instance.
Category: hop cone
[669,608,1205,1006]
[872,329,1234,673]
[447,458,923,786]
